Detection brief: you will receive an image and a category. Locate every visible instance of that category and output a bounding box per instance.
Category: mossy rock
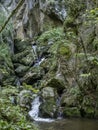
[0,43,15,85]
[18,90,33,109]
[63,16,75,31]
[23,83,39,94]
[41,87,57,99]
[81,95,96,118]
[46,78,65,92]
[61,94,78,107]
[39,98,56,118]
[0,85,37,130]
[0,43,13,68]
[58,45,71,56]
[1,85,19,96]
[13,49,35,65]
[92,37,98,51]
[3,76,16,86]
[84,107,95,118]
[15,64,29,77]
[37,27,64,45]
[63,107,80,117]
[58,44,72,59]
[14,39,32,52]
[20,66,44,84]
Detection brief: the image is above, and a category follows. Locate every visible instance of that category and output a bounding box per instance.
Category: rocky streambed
[0,1,98,129]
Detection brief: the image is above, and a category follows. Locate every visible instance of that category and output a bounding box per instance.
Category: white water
[38,58,45,65]
[32,45,37,57]
[29,96,54,122]
[34,57,45,66]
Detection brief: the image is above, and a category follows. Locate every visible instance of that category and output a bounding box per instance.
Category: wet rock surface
[0,0,98,120]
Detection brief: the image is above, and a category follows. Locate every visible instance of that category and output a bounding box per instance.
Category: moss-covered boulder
[0,85,37,130]
[63,107,80,117]
[0,43,15,86]
[39,87,57,118]
[18,90,33,110]
[20,66,44,84]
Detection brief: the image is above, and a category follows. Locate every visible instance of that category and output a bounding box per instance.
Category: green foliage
[47,0,55,4]
[23,82,39,93]
[0,42,10,57]
[80,73,91,77]
[0,86,37,130]
[58,45,71,58]
[85,8,98,25]
[37,27,65,45]
[0,43,13,69]
[64,0,86,17]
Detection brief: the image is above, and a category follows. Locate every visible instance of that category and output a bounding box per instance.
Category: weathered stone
[41,87,56,98]
[18,90,33,109]
[20,66,44,84]
[40,87,57,118]
[15,64,29,77]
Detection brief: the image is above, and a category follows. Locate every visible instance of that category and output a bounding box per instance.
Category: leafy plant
[0,85,37,130]
[37,27,65,44]
[23,82,39,93]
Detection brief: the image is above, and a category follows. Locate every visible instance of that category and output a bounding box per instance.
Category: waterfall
[32,44,45,66]
[29,96,40,119]
[32,45,37,58]
[38,57,45,65]
[56,96,63,119]
[29,96,54,122]
[30,43,62,122]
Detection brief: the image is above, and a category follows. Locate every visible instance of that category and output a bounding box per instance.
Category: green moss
[37,27,64,45]
[64,0,86,17]
[63,107,80,117]
[23,83,39,93]
[40,98,56,118]
[63,16,74,30]
[46,78,65,91]
[59,46,70,56]
[93,38,98,50]
[0,7,13,42]
[85,107,95,118]
[14,39,32,52]
[58,44,72,58]
[0,86,37,130]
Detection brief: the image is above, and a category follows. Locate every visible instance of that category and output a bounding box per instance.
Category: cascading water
[29,44,54,122]
[29,96,40,119]
[56,96,63,119]
[30,42,63,122]
[32,44,45,66]
[29,96,54,122]
[32,44,38,59]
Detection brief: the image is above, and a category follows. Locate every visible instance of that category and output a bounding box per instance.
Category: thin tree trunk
[0,0,25,34]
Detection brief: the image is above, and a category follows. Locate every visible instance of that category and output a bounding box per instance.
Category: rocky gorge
[0,0,98,129]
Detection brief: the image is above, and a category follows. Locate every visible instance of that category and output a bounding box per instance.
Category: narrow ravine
[0,0,98,129]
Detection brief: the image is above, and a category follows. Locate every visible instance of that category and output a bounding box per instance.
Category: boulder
[39,87,57,118]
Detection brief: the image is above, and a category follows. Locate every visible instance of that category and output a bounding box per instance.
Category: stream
[29,96,98,130]
[35,118,98,130]
[30,44,98,130]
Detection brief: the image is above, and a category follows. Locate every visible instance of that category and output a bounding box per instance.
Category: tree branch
[0,0,25,34]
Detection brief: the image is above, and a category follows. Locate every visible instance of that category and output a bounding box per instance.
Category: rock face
[40,87,57,118]
[13,0,66,39]
[0,0,98,119]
